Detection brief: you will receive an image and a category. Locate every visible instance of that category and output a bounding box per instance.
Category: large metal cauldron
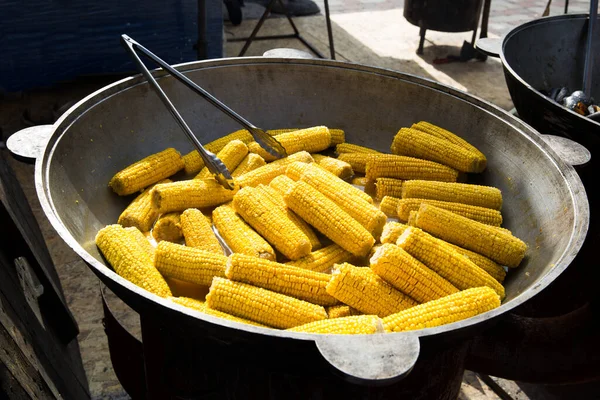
[481,14,600,151]
[34,58,588,388]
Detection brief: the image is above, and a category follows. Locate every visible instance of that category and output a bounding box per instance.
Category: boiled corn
[180,208,222,253]
[233,186,312,260]
[284,181,375,257]
[397,227,505,298]
[397,199,503,226]
[95,225,171,297]
[382,287,501,332]
[226,253,337,305]
[326,263,417,317]
[231,153,267,178]
[287,315,382,334]
[109,148,184,196]
[375,178,403,201]
[370,243,459,303]
[182,129,254,174]
[155,241,227,286]
[196,139,249,179]
[118,179,171,232]
[401,180,503,210]
[235,151,314,187]
[152,179,237,213]
[391,128,486,173]
[285,244,353,273]
[365,154,459,182]
[152,212,183,243]
[414,204,527,267]
[379,196,400,218]
[312,154,353,179]
[206,277,328,329]
[336,143,380,154]
[212,204,276,260]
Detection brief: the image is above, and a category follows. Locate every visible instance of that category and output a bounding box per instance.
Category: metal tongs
[121,35,287,190]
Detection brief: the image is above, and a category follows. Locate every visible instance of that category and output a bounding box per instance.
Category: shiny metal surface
[501,14,600,142]
[34,58,589,383]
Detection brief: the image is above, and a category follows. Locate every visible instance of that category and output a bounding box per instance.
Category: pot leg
[417,26,426,55]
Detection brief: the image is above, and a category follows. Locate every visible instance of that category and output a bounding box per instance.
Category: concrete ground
[1,0,596,398]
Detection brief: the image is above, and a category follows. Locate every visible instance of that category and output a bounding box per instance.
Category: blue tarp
[0,1,223,92]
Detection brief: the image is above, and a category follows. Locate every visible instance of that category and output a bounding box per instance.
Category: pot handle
[475,38,502,58]
[539,134,591,167]
[6,125,54,163]
[315,332,420,385]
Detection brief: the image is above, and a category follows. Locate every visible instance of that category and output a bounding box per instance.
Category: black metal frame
[229,0,336,59]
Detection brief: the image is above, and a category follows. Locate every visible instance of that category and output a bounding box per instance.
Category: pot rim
[35,57,589,342]
[500,13,600,129]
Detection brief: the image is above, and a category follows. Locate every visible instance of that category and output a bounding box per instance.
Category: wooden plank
[0,248,90,399]
[0,152,78,344]
[0,318,55,399]
[0,362,31,400]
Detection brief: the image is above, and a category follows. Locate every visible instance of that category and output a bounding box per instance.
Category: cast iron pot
[30,58,588,385]
[478,14,600,152]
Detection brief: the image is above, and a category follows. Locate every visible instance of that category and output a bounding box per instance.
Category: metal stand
[229,0,335,59]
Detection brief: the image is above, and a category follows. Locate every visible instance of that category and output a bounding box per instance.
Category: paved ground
[1,0,597,398]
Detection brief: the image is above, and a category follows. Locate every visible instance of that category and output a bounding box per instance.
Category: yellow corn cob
[267,128,298,136]
[397,227,505,298]
[287,315,382,334]
[118,179,171,232]
[206,277,328,329]
[170,296,268,327]
[411,121,486,160]
[170,296,206,311]
[368,244,383,259]
[152,212,183,243]
[351,177,368,186]
[152,179,238,213]
[254,185,322,251]
[375,178,403,201]
[180,208,222,253]
[276,126,332,154]
[397,199,503,226]
[326,304,362,318]
[196,140,249,179]
[444,242,506,283]
[394,220,506,282]
[391,128,487,173]
[326,263,417,317]
[123,227,155,260]
[312,154,353,179]
[231,153,267,178]
[379,196,400,218]
[285,182,375,257]
[235,151,314,187]
[155,241,227,286]
[165,277,208,299]
[287,163,385,237]
[337,153,373,174]
[269,174,296,195]
[329,129,346,145]
[370,243,459,303]
[286,161,373,204]
[407,211,418,226]
[401,180,503,210]
[233,187,312,260]
[247,141,278,162]
[380,222,409,244]
[226,253,337,305]
[383,287,501,332]
[182,129,254,174]
[336,143,380,155]
[109,148,184,196]
[414,204,527,267]
[95,225,171,297]
[212,204,276,260]
[365,154,459,182]
[285,244,353,273]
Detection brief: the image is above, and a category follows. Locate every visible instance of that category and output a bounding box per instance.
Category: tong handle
[121,35,235,189]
